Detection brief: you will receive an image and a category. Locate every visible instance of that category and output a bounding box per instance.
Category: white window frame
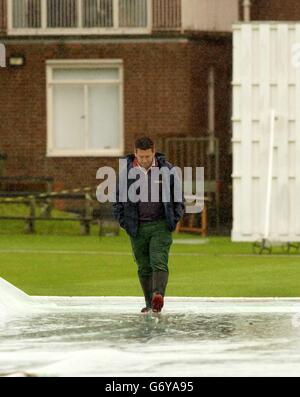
[46,59,124,157]
[7,0,152,35]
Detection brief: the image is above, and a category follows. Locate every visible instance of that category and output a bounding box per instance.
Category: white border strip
[0,249,300,258]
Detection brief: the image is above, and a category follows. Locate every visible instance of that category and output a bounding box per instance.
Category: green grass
[0,232,300,297]
[1,203,300,297]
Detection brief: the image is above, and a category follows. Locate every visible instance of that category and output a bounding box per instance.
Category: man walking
[113,137,185,313]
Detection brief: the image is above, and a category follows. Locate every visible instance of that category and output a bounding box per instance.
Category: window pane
[82,0,113,28]
[53,68,119,81]
[13,0,41,28]
[88,85,120,150]
[53,85,85,150]
[47,0,77,28]
[119,0,147,27]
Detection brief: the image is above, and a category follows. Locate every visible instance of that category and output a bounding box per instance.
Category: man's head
[134,136,155,169]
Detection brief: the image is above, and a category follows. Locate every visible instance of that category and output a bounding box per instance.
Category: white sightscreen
[232,23,300,242]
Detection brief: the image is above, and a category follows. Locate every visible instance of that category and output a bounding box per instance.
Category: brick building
[0,0,299,229]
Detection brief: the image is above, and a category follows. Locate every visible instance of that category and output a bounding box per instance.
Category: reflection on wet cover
[1,311,300,376]
[1,312,299,345]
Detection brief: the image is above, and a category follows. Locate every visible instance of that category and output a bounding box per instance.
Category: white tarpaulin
[1,278,300,377]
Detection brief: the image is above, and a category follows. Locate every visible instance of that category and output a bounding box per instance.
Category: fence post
[81,190,93,235]
[25,197,36,233]
[44,179,53,218]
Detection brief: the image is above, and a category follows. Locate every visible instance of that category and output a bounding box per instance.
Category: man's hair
[134,136,154,151]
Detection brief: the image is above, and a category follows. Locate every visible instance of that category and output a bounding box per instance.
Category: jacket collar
[126,152,167,168]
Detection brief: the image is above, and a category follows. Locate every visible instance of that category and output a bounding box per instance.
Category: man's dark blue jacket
[112,152,185,238]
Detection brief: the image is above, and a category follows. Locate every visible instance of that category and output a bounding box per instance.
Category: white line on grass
[0,249,300,258]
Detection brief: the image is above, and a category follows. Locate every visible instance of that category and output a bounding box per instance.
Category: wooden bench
[0,192,94,235]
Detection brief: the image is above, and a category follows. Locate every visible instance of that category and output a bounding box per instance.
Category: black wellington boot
[152,271,169,313]
[138,275,153,313]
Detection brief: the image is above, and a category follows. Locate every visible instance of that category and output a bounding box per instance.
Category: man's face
[135,148,155,170]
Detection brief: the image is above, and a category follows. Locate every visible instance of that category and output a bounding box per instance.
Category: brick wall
[0,39,232,212]
[0,0,6,34]
[238,0,300,21]
[251,0,300,20]
[2,0,300,227]
[190,37,232,212]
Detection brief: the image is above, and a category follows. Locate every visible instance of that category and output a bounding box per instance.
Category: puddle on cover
[1,309,300,377]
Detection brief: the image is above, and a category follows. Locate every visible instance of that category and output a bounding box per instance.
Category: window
[119,0,147,28]
[13,0,41,28]
[82,0,113,28]
[47,0,78,28]
[10,0,151,32]
[47,60,124,157]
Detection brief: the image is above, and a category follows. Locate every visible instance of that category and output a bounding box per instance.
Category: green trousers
[129,220,173,277]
